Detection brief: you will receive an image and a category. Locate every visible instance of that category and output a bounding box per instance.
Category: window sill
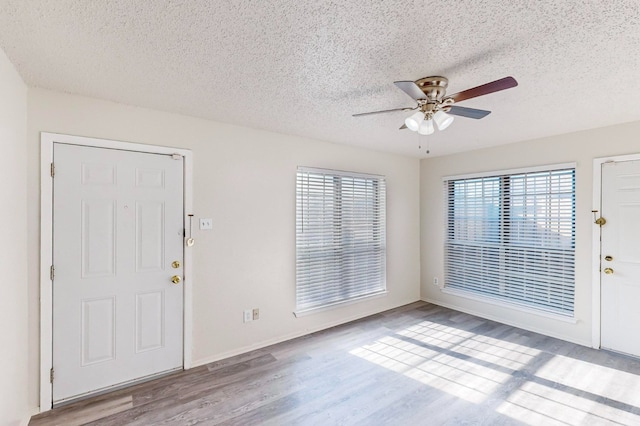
[441,287,577,324]
[294,290,388,318]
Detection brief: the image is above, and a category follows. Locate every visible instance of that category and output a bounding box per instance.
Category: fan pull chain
[418,135,431,155]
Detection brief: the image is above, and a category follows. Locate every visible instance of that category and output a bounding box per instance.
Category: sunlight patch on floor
[402,365,489,404]
[397,321,541,370]
[398,321,473,348]
[454,333,541,371]
[496,379,640,425]
[350,320,640,421]
[535,354,640,409]
[349,336,432,374]
[349,325,519,404]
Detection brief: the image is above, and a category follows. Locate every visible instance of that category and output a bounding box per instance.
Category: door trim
[40,132,194,412]
[592,153,640,350]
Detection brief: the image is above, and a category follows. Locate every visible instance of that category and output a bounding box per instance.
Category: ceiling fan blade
[353,107,415,117]
[394,81,427,100]
[448,106,492,119]
[449,76,518,103]
[399,124,407,130]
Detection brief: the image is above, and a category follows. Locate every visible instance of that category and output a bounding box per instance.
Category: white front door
[52,143,184,403]
[600,159,640,357]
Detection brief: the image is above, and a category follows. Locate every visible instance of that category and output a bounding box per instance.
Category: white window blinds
[296,167,386,313]
[444,167,575,316]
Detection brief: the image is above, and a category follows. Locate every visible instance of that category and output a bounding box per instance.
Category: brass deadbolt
[172,260,181,269]
[604,256,613,262]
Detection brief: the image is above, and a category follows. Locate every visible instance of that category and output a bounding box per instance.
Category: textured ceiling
[1,1,640,158]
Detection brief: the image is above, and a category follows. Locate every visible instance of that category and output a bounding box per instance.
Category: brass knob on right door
[604,268,614,275]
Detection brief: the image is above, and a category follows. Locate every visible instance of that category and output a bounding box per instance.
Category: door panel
[601,160,640,357]
[53,143,184,403]
[81,297,116,366]
[618,204,640,263]
[81,200,116,277]
[135,291,165,353]
[136,201,165,271]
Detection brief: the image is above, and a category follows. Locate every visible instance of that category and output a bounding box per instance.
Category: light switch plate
[199,218,213,230]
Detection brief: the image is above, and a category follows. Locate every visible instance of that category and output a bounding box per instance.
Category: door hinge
[50,162,55,177]
[50,265,55,281]
[50,367,54,383]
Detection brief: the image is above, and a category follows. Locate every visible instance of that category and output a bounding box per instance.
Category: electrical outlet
[199,218,213,230]
[433,277,439,286]
[243,310,252,323]
[252,308,259,321]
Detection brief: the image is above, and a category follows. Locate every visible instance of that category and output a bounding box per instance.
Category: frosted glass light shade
[433,110,454,130]
[405,111,425,131]
[418,119,434,135]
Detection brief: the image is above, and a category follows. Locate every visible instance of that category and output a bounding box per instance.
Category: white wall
[18,74,640,418]
[420,121,640,346]
[0,49,29,424]
[26,88,421,410]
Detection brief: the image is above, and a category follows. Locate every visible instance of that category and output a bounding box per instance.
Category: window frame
[442,163,576,318]
[295,167,387,316]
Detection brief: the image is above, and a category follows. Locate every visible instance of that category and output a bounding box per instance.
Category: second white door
[600,159,640,357]
[52,143,184,403]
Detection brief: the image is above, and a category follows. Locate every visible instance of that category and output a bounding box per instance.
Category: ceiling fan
[353,76,518,135]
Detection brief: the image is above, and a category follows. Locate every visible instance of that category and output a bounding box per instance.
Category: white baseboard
[192,299,420,368]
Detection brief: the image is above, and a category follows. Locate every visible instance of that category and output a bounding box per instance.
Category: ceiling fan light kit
[418,118,435,135]
[404,108,454,135]
[354,75,518,136]
[405,110,425,131]
[433,110,454,130]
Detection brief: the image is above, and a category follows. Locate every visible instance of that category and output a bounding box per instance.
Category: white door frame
[591,152,640,349]
[40,132,194,412]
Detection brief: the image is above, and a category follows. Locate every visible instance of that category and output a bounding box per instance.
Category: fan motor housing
[415,76,448,101]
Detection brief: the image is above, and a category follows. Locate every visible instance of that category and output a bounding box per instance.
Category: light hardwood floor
[30,302,640,425]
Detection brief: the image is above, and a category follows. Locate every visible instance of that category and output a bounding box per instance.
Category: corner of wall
[0,46,31,425]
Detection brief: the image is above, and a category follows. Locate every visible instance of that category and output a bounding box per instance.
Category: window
[444,166,575,316]
[296,167,386,313]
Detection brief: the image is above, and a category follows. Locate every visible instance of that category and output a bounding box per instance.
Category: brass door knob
[604,268,614,275]
[171,275,182,284]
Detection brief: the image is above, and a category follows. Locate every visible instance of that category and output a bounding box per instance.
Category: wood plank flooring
[30,302,640,425]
